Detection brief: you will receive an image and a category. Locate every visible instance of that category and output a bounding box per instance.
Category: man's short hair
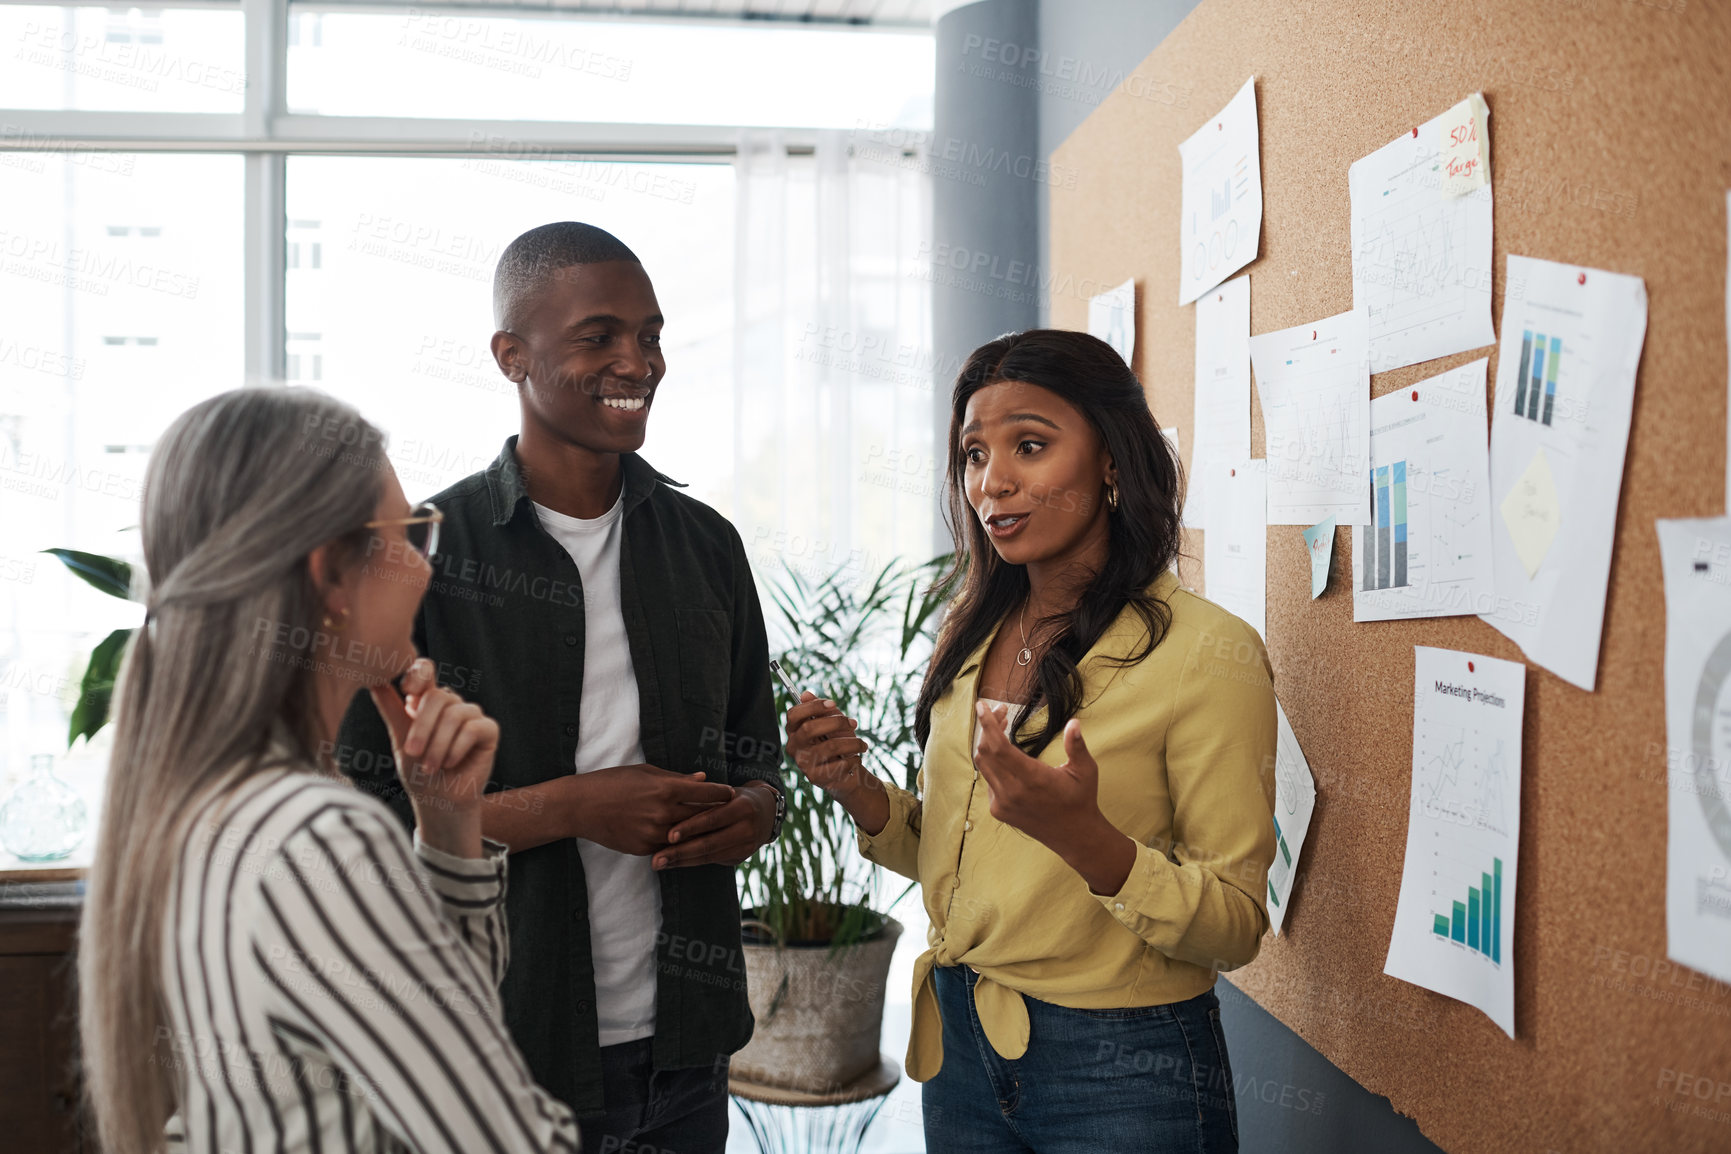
[492,222,640,331]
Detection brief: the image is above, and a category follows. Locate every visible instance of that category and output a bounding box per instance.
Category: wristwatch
[761,782,786,842]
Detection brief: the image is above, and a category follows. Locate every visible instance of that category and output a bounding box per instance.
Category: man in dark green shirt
[336,222,783,1151]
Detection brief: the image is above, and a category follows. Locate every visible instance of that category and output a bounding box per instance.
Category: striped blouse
[157,764,579,1153]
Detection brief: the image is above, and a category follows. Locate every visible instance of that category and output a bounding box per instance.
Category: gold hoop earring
[1106,483,1120,512]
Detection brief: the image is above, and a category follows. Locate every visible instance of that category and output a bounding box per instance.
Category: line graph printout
[1354,358,1496,621]
[1249,308,1371,526]
[1350,96,1495,373]
[1482,256,1647,691]
[1267,699,1317,935]
[1386,645,1526,1038]
[1657,517,1731,985]
[1183,274,1251,527]
[1179,77,1261,304]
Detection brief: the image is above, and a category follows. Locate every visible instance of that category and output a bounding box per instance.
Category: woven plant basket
[730,915,903,1095]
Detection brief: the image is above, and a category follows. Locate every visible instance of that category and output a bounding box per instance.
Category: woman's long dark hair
[914,329,1185,756]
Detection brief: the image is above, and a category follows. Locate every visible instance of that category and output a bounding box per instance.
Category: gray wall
[928,4,1450,1151]
[1218,979,1444,1153]
[930,0,1042,553]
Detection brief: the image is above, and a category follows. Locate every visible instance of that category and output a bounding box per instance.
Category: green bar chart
[1433,855,1503,964]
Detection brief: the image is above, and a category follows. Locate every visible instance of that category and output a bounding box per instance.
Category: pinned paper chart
[1179,77,1261,304]
[1089,277,1135,366]
[1481,256,1648,691]
[1349,97,1495,373]
[1184,275,1251,527]
[1385,646,1526,1038]
[1657,518,1731,985]
[1202,458,1266,641]
[1353,359,1496,621]
[1249,308,1371,526]
[1267,700,1317,935]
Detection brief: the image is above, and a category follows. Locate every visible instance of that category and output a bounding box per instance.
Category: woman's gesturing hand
[370,657,498,858]
[973,702,1135,895]
[784,692,871,794]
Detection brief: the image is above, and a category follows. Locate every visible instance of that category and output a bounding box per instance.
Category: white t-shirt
[534,492,659,1047]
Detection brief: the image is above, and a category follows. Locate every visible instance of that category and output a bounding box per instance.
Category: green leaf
[43,549,135,600]
[68,627,133,747]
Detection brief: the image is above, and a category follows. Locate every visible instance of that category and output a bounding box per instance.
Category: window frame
[0,0,912,383]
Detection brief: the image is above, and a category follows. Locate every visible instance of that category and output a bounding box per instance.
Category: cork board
[1048,2,1731,1151]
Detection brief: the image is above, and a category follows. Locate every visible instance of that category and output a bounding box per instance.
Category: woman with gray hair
[77,387,580,1154]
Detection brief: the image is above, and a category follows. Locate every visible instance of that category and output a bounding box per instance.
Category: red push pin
[1411,126,1419,138]
[1467,661,1476,673]
[1577,272,1587,285]
[1411,390,1419,401]
[1230,467,1237,476]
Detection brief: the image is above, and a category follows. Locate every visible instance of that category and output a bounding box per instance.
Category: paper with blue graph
[1267,700,1316,935]
[1178,77,1261,304]
[1353,358,1496,621]
[1349,95,1496,374]
[1482,255,1647,691]
[1385,645,1526,1038]
[1249,307,1371,526]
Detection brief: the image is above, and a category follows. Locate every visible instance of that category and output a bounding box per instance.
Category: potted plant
[731,554,948,1096]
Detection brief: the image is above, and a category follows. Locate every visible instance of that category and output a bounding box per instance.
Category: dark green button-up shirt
[336,436,782,1117]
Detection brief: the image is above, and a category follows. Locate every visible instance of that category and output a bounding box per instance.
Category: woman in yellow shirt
[786,329,1276,1152]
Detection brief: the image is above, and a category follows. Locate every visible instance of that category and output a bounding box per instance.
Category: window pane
[284,156,737,509]
[286,10,933,129]
[0,5,246,113]
[0,153,243,860]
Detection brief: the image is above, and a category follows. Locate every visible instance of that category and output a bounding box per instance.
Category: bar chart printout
[1482,255,1647,691]
[1362,460,1410,590]
[1266,700,1317,935]
[1178,76,1262,304]
[1353,359,1497,622]
[1431,856,1502,963]
[1386,645,1526,1038]
[1511,330,1562,426]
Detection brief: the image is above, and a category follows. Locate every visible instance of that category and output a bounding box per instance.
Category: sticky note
[1302,517,1334,599]
[1438,93,1490,198]
[1499,447,1560,578]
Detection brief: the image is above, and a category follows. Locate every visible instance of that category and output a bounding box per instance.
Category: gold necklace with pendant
[1016,599,1034,666]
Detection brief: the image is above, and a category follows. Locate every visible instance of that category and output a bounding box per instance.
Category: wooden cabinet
[0,889,90,1154]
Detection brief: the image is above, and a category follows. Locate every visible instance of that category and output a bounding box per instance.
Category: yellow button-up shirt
[859,569,1277,1081]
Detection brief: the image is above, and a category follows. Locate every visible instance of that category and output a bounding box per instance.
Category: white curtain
[731,128,936,623]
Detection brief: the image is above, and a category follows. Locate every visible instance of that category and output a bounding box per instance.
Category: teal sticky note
[1302,517,1335,599]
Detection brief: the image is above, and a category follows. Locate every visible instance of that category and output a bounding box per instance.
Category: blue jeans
[576,1037,730,1154]
[923,966,1239,1153]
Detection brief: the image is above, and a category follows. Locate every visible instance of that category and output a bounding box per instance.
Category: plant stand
[729,1055,901,1154]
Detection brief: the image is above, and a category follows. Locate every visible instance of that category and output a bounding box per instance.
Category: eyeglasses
[363,500,444,560]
